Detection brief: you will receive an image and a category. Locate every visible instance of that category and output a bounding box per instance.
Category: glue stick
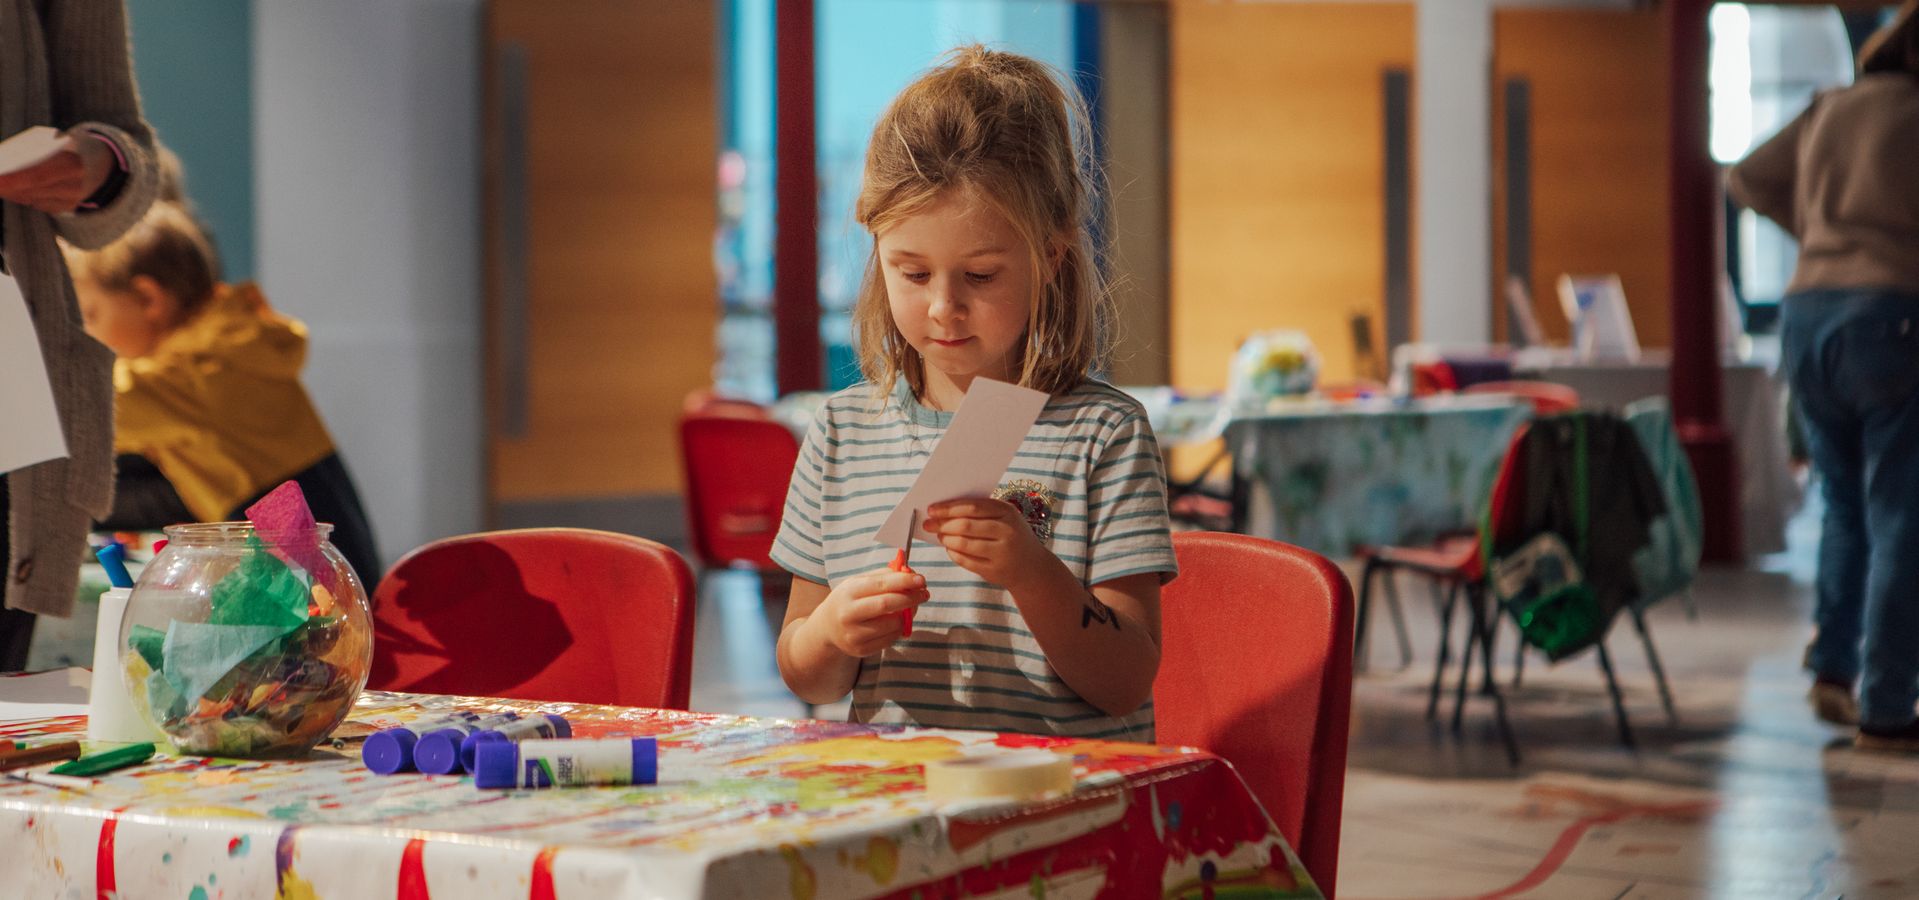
[472,737,658,790]
[457,713,571,773]
[361,713,482,775]
[412,712,522,775]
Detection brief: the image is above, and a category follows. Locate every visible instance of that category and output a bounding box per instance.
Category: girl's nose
[927,279,964,321]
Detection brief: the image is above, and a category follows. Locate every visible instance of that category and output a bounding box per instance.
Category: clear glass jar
[119,522,373,758]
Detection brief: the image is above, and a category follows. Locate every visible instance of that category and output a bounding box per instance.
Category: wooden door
[1169,1,1416,390]
[1492,8,1671,347]
[484,3,719,524]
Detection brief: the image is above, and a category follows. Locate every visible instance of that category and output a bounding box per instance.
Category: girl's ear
[129,275,184,330]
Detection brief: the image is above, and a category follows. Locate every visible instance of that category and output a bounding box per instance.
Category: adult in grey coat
[0,0,160,670]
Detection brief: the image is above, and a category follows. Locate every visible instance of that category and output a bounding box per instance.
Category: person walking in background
[0,1,159,671]
[1729,1,1919,752]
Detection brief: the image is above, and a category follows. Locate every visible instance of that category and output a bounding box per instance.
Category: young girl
[62,200,381,585]
[772,47,1177,741]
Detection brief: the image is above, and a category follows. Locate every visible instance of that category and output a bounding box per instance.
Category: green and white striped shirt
[772,379,1178,741]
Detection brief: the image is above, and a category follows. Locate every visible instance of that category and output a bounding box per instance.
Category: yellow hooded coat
[111,282,336,522]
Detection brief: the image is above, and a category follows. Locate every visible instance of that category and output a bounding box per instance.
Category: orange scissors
[889,510,918,638]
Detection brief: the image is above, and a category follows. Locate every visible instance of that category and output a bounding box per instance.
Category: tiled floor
[687,503,1919,899]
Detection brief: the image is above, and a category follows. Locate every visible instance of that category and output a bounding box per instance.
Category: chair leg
[1427,581,1460,721]
[1451,589,1481,734]
[1474,588,1522,766]
[1354,558,1379,674]
[1632,607,1679,726]
[1682,588,1699,621]
[1596,640,1637,749]
[1512,629,1527,690]
[1383,570,1415,670]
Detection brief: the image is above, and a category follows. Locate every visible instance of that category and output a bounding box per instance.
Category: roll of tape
[923,750,1074,803]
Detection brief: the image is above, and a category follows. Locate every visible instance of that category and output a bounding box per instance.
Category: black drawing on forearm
[1081,595,1121,631]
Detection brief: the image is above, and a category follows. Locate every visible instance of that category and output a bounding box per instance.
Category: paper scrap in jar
[161,622,286,705]
[246,481,330,581]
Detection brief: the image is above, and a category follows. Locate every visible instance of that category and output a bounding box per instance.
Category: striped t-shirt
[771,378,1178,741]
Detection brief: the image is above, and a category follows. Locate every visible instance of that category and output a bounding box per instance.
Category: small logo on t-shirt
[992,479,1058,543]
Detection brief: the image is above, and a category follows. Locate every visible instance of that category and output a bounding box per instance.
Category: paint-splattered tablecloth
[1225,395,1530,556]
[1,690,1320,899]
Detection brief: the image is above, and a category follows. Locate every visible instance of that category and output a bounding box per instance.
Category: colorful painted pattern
[0,691,1320,899]
[1225,396,1530,556]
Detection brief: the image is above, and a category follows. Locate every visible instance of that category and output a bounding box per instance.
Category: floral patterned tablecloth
[0,690,1320,899]
[1225,395,1531,556]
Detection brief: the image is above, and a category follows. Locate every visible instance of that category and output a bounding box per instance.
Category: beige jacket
[1727,74,1919,296]
[5,0,158,617]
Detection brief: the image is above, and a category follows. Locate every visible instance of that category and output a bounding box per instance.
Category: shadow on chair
[1156,531,1353,897]
[370,528,697,710]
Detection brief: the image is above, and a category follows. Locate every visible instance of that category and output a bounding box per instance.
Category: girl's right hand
[806,569,928,658]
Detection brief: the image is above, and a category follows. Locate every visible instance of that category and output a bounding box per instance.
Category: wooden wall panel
[1170,1,1415,391]
[486,2,718,501]
[1493,8,1671,348]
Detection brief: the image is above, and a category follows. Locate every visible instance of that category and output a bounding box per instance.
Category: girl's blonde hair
[853,45,1111,400]
[62,200,221,317]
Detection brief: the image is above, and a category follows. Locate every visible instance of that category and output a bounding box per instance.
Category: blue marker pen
[457,714,570,773]
[95,544,133,589]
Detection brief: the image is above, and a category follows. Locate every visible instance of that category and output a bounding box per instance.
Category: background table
[1517,355,1801,558]
[1,690,1320,899]
[1225,395,1530,556]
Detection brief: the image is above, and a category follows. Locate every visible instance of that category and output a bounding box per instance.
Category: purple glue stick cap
[632,737,658,785]
[361,729,420,775]
[413,728,470,775]
[460,730,507,774]
[472,741,518,790]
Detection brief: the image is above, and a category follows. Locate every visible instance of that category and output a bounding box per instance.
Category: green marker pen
[49,742,154,777]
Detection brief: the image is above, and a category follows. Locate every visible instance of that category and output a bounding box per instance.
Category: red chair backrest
[1463,379,1580,415]
[369,529,697,710]
[683,388,773,420]
[1156,532,1354,897]
[679,413,802,571]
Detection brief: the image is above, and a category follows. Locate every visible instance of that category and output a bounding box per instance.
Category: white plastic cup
[88,587,165,743]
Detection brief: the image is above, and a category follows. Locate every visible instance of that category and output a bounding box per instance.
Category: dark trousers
[0,475,32,672]
[1784,288,1919,729]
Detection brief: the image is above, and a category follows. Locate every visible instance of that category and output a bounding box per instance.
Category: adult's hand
[0,131,113,214]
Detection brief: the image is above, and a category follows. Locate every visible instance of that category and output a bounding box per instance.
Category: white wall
[1415,0,1494,346]
[254,0,484,573]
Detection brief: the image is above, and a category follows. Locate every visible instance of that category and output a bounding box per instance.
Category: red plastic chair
[682,388,773,420]
[1156,532,1354,898]
[369,528,697,710]
[1463,379,1580,414]
[679,413,801,574]
[1354,426,1527,763]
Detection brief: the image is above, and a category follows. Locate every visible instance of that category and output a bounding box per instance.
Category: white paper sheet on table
[0,273,67,474]
[874,377,1049,548]
[0,667,90,721]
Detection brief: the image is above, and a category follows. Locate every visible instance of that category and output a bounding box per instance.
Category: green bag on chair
[1486,416,1606,661]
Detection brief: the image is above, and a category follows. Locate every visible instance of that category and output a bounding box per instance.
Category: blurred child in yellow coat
[62,201,381,586]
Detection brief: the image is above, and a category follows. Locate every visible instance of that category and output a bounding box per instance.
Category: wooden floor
[689,502,1917,899]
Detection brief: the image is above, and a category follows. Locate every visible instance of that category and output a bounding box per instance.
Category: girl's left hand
[922,498,1051,591]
